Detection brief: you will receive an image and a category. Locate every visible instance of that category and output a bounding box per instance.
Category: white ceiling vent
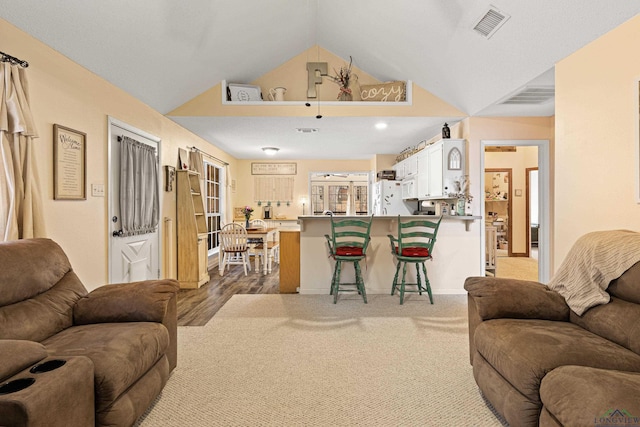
[296,128,319,133]
[500,86,555,105]
[473,6,510,39]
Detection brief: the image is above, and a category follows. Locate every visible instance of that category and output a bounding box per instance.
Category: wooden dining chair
[388,215,442,304]
[249,219,279,273]
[324,214,373,303]
[219,223,251,276]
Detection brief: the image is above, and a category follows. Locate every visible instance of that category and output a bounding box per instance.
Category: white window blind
[254,176,294,202]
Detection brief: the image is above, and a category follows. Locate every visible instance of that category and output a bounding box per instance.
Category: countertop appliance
[372,180,413,216]
[263,205,272,219]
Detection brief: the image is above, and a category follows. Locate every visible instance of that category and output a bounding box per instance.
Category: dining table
[246,227,278,275]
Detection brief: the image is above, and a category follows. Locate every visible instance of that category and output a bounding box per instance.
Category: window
[310,173,370,216]
[204,161,224,255]
[353,185,368,214]
[311,185,324,214]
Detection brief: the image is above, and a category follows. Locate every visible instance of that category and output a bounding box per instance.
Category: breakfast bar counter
[298,215,482,296]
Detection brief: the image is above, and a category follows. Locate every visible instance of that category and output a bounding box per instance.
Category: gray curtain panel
[119,136,159,236]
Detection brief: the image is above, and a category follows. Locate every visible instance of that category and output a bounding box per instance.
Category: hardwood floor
[177,264,280,326]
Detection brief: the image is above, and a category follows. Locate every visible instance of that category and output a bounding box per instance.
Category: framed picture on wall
[53,124,86,200]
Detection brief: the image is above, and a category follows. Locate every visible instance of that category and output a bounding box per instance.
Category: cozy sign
[360,81,406,102]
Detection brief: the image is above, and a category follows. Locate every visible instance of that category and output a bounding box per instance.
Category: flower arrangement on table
[242,206,254,221]
[327,56,357,101]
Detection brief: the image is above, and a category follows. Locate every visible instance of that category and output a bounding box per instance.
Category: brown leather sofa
[465,261,640,427]
[0,238,179,427]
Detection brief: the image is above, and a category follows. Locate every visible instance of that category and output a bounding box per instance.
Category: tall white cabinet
[416,139,466,199]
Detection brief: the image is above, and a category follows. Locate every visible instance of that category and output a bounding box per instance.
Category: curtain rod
[0,50,29,68]
[188,146,229,166]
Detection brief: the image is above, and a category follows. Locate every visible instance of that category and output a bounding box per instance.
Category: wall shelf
[221,80,413,107]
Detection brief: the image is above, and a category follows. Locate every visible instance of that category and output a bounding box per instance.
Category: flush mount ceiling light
[375,122,388,130]
[262,147,279,155]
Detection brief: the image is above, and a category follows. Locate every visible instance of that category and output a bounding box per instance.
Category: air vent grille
[296,128,319,133]
[500,86,555,105]
[473,7,510,38]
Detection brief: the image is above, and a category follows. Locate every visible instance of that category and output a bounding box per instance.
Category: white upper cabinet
[416,139,466,200]
[393,138,466,200]
[404,155,418,178]
[392,158,405,180]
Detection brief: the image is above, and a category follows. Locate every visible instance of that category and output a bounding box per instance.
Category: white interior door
[108,117,161,283]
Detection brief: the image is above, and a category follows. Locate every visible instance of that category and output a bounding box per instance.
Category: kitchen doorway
[481,140,549,283]
[485,168,512,257]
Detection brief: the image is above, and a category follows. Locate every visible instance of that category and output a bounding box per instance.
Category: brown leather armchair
[465,261,640,427]
[0,238,179,427]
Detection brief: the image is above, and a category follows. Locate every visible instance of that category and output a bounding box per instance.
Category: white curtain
[0,62,46,241]
[119,136,159,236]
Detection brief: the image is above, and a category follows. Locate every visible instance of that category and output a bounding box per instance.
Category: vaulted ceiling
[2,1,639,159]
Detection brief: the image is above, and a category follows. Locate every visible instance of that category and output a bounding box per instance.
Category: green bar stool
[388,215,442,304]
[324,214,373,304]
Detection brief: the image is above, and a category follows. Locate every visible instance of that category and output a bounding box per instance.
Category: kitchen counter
[298,215,481,232]
[298,215,482,296]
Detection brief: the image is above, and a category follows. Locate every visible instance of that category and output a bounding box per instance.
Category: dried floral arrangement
[326,56,358,100]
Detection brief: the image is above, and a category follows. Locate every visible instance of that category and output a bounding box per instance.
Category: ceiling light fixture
[375,122,388,130]
[262,147,279,155]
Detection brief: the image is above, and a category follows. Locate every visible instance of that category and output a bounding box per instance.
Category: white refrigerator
[372,180,414,216]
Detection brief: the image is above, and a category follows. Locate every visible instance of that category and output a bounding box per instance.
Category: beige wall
[234,159,373,218]
[1,19,236,290]
[555,14,640,267]
[168,46,466,118]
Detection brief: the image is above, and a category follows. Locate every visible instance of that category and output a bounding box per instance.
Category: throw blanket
[547,230,640,316]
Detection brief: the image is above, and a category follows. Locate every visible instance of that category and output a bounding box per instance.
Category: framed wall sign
[251,162,297,175]
[54,124,86,200]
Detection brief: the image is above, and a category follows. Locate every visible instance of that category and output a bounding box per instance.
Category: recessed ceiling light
[375,122,388,130]
[262,147,279,155]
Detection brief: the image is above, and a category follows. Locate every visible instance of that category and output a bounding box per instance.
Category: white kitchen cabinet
[392,158,405,180]
[403,155,418,178]
[417,142,443,198]
[416,139,466,199]
[393,155,417,181]
[401,177,417,199]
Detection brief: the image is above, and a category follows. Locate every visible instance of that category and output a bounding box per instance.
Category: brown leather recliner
[0,238,179,427]
[465,261,640,427]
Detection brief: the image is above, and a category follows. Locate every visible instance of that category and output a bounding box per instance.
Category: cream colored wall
[555,14,640,268]
[234,159,372,218]
[372,154,398,176]
[485,147,538,254]
[1,19,237,290]
[168,46,466,118]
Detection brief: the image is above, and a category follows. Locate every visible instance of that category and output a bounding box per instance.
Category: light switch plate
[92,184,105,197]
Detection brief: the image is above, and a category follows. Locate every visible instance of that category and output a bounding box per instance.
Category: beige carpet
[136,294,506,427]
